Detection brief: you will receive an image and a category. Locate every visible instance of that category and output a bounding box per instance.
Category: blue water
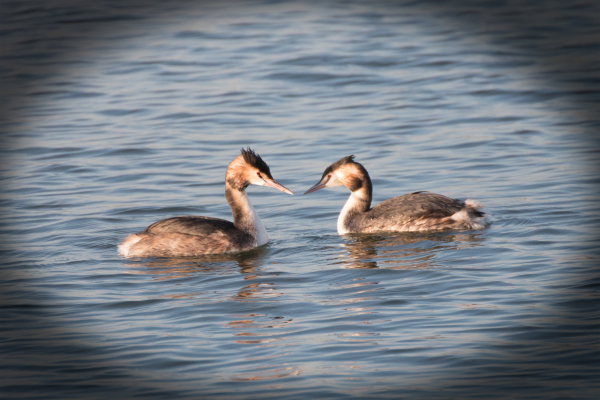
[1,1,599,399]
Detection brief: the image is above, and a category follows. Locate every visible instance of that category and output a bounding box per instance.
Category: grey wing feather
[367,192,464,220]
[143,215,239,236]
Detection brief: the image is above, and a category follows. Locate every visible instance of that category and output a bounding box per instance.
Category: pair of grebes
[119,148,488,258]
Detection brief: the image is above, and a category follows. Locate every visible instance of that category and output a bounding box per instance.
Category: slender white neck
[337,192,368,234]
[225,185,268,245]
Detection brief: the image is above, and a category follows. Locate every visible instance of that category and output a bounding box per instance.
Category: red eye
[257,172,262,178]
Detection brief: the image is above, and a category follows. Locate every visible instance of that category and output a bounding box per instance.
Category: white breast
[337,192,363,234]
[248,203,269,246]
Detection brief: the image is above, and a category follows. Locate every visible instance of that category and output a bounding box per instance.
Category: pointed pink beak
[263,178,294,195]
[304,180,328,195]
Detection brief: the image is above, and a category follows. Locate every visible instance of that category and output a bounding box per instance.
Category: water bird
[118,148,293,257]
[304,155,488,234]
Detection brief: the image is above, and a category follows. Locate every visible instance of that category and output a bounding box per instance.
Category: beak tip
[303,181,326,195]
[264,178,294,195]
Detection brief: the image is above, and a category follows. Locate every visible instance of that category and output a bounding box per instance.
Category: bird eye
[257,172,262,178]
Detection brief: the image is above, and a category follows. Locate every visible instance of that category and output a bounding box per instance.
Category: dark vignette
[1,0,598,398]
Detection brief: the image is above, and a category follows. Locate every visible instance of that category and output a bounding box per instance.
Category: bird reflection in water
[123,245,288,303]
[123,246,268,282]
[338,232,486,269]
[124,247,298,381]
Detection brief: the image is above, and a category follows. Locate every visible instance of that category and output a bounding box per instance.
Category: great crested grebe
[304,155,488,234]
[118,148,293,257]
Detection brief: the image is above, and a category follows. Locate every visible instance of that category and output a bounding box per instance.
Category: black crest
[241,147,272,178]
[321,155,356,180]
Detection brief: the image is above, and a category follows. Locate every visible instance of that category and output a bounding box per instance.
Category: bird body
[118,148,292,258]
[305,156,488,234]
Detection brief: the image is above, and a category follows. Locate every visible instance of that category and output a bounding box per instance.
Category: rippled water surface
[1,1,599,399]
